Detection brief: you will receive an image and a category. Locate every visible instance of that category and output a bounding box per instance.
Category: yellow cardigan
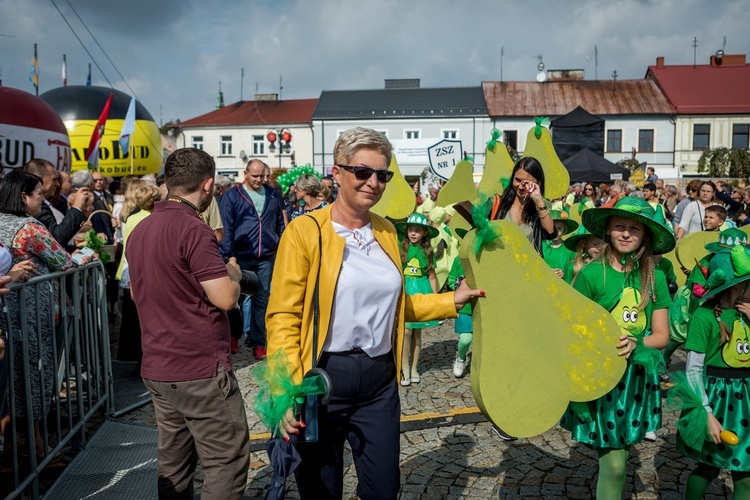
[266,204,458,384]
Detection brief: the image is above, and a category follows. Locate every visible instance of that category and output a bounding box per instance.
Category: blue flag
[119,96,136,156]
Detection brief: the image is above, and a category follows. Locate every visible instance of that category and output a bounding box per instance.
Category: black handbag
[298,216,332,442]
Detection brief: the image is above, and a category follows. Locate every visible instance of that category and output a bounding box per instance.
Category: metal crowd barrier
[0,262,112,499]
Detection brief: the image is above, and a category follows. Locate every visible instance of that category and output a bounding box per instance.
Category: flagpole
[62,54,67,87]
[130,125,135,175]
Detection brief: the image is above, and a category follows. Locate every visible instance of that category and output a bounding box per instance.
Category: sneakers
[644,431,657,442]
[491,426,518,442]
[252,346,267,360]
[400,373,411,386]
[453,356,466,378]
[411,370,421,384]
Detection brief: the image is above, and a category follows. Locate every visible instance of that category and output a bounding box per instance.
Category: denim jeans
[237,254,274,348]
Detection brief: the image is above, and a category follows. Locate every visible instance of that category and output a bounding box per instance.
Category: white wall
[674,115,750,174]
[175,124,313,182]
[602,116,675,168]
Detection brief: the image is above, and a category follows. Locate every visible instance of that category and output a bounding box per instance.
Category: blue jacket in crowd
[218,185,286,260]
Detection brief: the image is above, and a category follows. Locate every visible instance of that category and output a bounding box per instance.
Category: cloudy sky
[2,0,747,124]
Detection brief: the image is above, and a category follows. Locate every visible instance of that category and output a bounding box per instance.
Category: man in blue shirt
[219,159,285,359]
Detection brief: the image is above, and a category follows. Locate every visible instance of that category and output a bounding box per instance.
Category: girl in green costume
[560,196,675,499]
[541,209,578,281]
[396,213,439,386]
[563,226,604,285]
[677,244,750,499]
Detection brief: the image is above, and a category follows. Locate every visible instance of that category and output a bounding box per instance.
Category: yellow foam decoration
[436,160,476,208]
[463,221,626,437]
[741,225,750,238]
[371,154,415,220]
[478,142,514,197]
[568,203,583,227]
[661,249,685,287]
[673,231,716,285]
[522,126,569,200]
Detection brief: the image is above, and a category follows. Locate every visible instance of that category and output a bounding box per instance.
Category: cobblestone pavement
[120,320,735,499]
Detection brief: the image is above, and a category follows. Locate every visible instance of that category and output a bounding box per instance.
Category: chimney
[655,57,665,68]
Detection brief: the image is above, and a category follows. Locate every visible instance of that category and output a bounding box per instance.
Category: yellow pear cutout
[478,140,514,197]
[568,203,583,227]
[371,154,415,220]
[522,124,569,200]
[673,231,716,286]
[437,160,476,208]
[741,225,750,238]
[462,221,626,437]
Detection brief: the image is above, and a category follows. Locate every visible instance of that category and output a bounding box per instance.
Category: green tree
[698,147,750,178]
[616,158,641,172]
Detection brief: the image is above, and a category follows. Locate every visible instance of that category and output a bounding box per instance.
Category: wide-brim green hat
[700,244,750,303]
[581,196,676,255]
[549,209,579,236]
[705,228,749,254]
[564,225,598,251]
[395,212,439,238]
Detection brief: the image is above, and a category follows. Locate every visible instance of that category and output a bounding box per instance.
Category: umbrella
[265,434,300,500]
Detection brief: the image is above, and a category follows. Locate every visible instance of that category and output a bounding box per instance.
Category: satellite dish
[536,71,547,83]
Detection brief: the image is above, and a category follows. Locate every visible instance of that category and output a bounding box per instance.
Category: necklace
[168,196,205,221]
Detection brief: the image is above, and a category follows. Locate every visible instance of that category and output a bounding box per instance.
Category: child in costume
[675,242,750,498]
[448,249,471,378]
[396,213,440,386]
[704,205,727,232]
[563,226,604,285]
[428,206,458,292]
[542,209,578,281]
[560,196,675,499]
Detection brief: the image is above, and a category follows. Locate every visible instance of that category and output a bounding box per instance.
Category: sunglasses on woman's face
[338,165,394,183]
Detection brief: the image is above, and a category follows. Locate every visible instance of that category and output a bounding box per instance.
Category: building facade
[169,96,317,182]
[647,54,750,175]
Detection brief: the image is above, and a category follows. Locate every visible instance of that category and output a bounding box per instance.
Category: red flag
[86,93,113,170]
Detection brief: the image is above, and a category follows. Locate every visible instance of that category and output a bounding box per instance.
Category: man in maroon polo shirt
[126,148,250,499]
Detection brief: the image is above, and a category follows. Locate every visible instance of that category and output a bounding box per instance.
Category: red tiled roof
[646,60,750,114]
[177,98,318,127]
[482,80,674,117]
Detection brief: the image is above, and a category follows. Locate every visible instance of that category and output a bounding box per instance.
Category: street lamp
[266,128,293,169]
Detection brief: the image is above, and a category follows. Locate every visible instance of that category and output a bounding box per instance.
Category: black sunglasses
[338,165,394,183]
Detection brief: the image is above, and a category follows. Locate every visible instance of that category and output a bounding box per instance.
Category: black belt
[706,366,750,379]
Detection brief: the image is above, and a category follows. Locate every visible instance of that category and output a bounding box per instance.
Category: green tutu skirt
[404,276,440,329]
[561,362,662,448]
[676,368,750,471]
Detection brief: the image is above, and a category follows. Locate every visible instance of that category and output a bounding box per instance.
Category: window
[378,130,389,138]
[733,124,749,149]
[252,135,265,156]
[693,124,710,151]
[607,130,622,152]
[638,129,654,152]
[442,130,458,139]
[405,130,420,139]
[503,130,518,151]
[191,136,204,150]
[220,135,233,156]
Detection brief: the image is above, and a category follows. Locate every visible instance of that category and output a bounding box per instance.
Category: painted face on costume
[407,225,428,245]
[722,319,750,367]
[610,287,646,337]
[607,216,645,256]
[404,257,422,277]
[703,211,723,231]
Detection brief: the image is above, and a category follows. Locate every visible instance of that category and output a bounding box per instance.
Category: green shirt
[686,305,750,368]
[655,257,677,284]
[542,241,575,275]
[403,244,429,278]
[242,184,266,214]
[573,261,671,337]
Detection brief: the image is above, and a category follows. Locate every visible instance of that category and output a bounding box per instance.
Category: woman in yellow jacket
[268,127,482,500]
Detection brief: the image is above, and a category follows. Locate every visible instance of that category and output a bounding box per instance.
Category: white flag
[119,96,136,156]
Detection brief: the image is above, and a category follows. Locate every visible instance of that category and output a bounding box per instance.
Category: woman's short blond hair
[133,183,161,213]
[295,174,324,198]
[333,127,393,167]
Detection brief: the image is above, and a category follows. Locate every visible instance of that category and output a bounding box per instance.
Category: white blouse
[323,221,402,357]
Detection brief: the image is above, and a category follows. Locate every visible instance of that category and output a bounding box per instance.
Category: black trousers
[294,350,400,500]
